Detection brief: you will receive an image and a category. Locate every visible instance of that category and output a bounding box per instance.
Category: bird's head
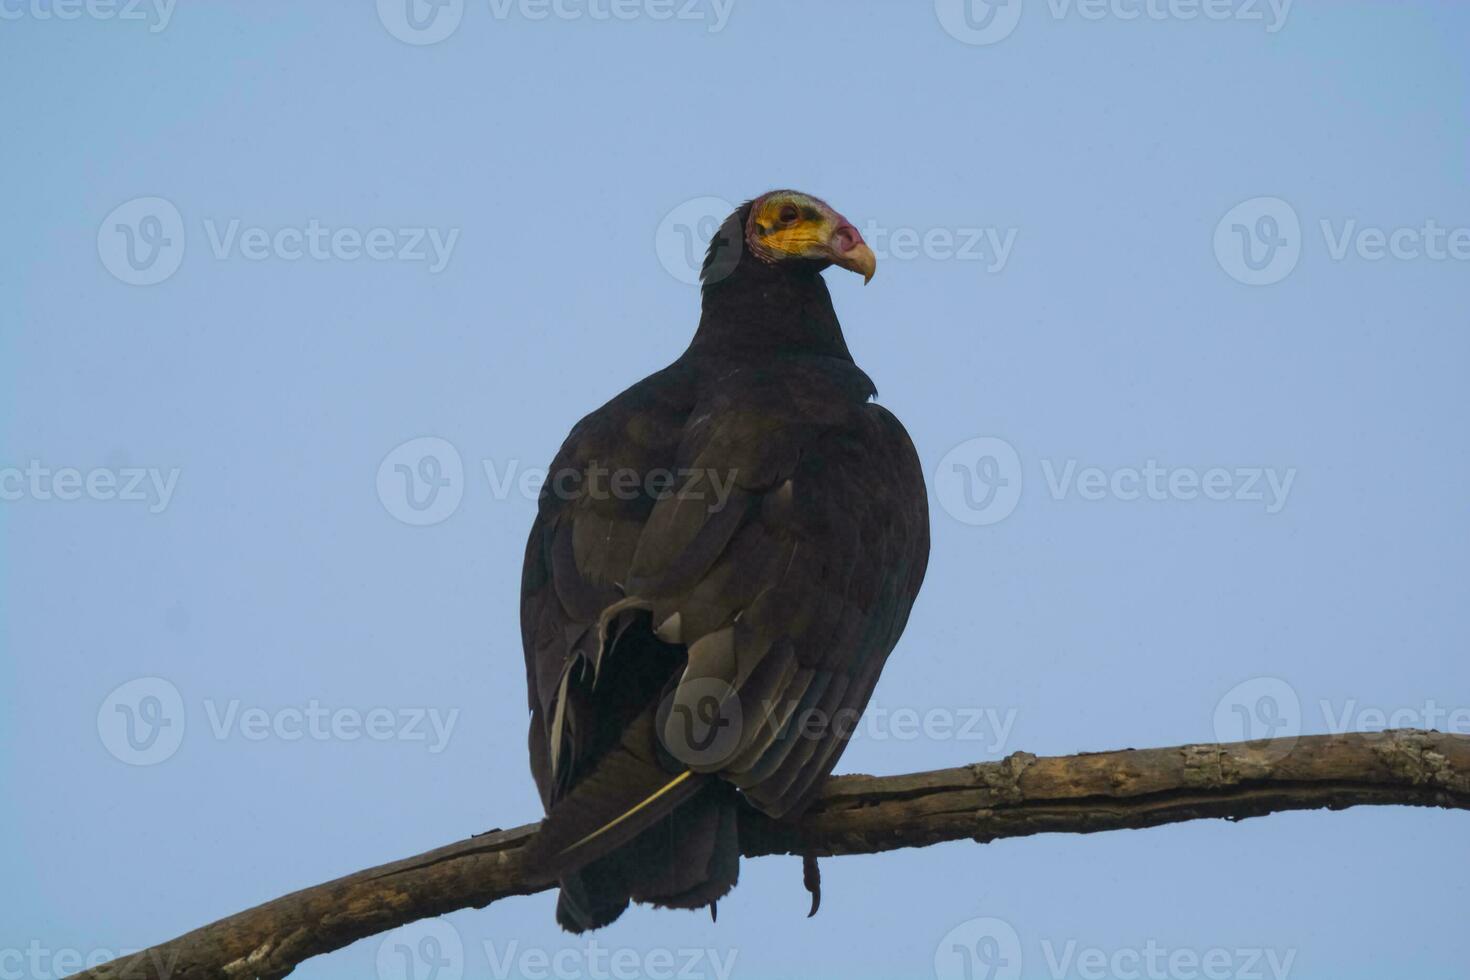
[703,190,876,286]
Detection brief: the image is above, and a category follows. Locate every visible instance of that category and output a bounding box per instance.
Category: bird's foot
[802,853,821,918]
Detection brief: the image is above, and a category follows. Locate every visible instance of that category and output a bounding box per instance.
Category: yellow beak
[832,242,877,284]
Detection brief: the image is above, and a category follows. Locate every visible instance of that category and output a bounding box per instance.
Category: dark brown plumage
[520,190,929,931]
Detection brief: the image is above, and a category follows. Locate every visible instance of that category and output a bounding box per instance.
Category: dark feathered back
[521,199,928,931]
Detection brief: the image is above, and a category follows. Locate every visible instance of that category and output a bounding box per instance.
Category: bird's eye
[778,204,800,224]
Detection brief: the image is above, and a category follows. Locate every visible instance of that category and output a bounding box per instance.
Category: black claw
[709,900,718,923]
[802,853,821,918]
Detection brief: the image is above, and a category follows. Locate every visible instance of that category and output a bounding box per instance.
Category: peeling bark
[69,730,1470,980]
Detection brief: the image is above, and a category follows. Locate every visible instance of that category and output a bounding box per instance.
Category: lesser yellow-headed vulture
[521,190,929,931]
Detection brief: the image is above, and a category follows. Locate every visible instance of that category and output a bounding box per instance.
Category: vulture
[520,190,930,931]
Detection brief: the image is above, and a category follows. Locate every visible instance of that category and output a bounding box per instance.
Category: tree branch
[72,729,1470,980]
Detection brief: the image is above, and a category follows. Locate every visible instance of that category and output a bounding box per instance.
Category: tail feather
[553,783,742,933]
[626,781,740,906]
[530,621,744,934]
[527,759,706,880]
[526,702,706,878]
[556,863,630,933]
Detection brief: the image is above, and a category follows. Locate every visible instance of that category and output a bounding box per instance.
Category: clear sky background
[2,2,1467,978]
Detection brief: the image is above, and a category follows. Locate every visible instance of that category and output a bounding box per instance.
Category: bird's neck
[687,265,855,362]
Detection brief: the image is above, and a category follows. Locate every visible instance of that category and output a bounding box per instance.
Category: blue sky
[2,2,1467,978]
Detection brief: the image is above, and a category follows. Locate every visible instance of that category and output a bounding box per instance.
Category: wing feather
[523,359,928,831]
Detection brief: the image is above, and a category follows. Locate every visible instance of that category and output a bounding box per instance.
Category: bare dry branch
[70,729,1470,980]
